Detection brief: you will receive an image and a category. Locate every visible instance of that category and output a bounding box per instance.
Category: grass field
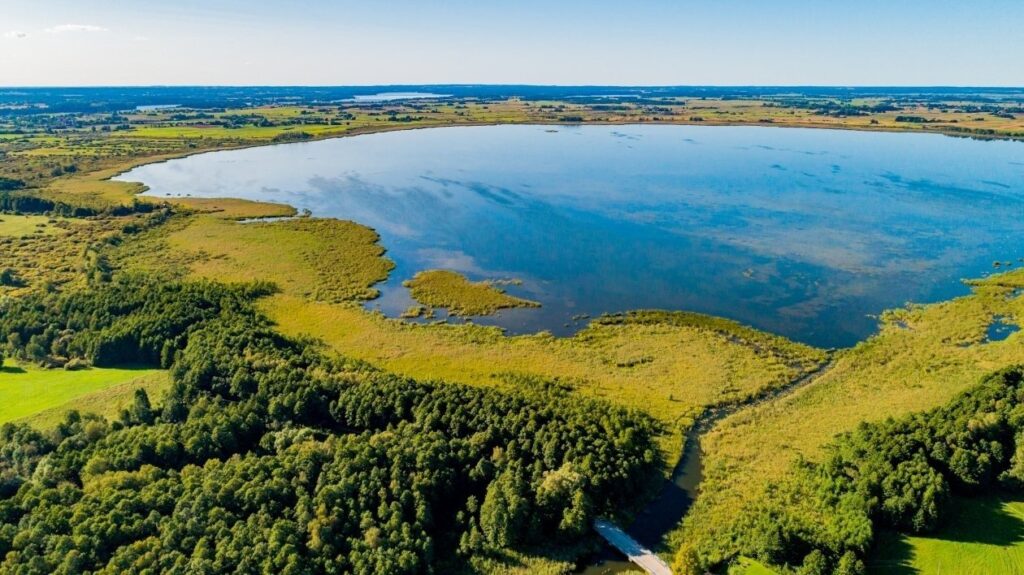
[869,496,1024,575]
[0,359,169,427]
[728,558,777,575]
[0,214,66,237]
[676,269,1024,565]
[404,269,540,316]
[0,214,130,296]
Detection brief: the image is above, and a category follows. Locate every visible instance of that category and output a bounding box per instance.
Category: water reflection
[118,124,1024,348]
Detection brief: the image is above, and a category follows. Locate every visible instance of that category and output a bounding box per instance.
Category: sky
[1,0,1022,87]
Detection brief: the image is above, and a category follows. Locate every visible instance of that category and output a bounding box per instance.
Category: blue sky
[1,0,1022,86]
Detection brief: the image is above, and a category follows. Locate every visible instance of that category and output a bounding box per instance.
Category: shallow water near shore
[119,124,1024,348]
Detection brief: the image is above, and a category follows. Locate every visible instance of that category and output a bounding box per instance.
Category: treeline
[1,277,275,368]
[675,366,1024,575]
[0,277,663,574]
[0,191,93,218]
[0,191,159,218]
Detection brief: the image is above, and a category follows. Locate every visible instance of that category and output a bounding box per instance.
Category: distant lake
[117,125,1024,348]
[135,104,180,111]
[350,92,450,102]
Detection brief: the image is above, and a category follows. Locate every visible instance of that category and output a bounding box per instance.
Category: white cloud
[3,30,28,39]
[132,35,150,42]
[45,24,108,34]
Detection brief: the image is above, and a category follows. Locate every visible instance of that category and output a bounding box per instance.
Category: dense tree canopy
[677,366,1024,575]
[0,277,663,574]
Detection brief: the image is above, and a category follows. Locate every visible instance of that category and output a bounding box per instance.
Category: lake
[117,124,1024,348]
[349,92,450,102]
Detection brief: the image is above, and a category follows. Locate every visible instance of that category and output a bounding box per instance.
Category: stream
[579,356,836,573]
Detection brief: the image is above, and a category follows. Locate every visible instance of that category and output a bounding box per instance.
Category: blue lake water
[987,315,1021,343]
[350,92,451,102]
[117,124,1024,348]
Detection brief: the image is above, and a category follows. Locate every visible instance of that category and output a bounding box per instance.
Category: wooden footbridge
[593,519,673,575]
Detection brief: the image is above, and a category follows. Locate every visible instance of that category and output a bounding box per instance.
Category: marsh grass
[122,215,394,303]
[264,295,823,459]
[115,209,824,460]
[678,269,1024,562]
[0,214,130,295]
[403,269,541,316]
[170,197,298,219]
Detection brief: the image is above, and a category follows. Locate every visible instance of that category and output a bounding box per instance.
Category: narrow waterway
[579,356,836,573]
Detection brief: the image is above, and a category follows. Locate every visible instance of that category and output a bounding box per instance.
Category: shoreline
[104,115,1023,202]
[106,119,1016,355]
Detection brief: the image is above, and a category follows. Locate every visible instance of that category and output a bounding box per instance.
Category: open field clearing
[869,496,1024,575]
[0,359,169,427]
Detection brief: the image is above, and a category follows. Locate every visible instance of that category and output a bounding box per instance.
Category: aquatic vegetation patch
[121,214,395,303]
[404,269,541,316]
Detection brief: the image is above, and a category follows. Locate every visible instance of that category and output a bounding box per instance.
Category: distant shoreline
[111,116,1024,207]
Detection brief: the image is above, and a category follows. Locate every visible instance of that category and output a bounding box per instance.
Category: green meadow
[869,496,1024,575]
[0,359,169,427]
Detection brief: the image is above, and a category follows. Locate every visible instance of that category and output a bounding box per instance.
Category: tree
[0,276,664,573]
[672,544,702,575]
[24,340,46,362]
[130,389,155,425]
[834,551,865,575]
[536,463,590,537]
[796,549,829,575]
[480,469,531,547]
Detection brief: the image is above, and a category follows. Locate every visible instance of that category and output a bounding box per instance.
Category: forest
[0,276,663,574]
[675,366,1024,575]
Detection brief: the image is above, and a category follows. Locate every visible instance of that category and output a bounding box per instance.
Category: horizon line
[2,84,1024,90]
